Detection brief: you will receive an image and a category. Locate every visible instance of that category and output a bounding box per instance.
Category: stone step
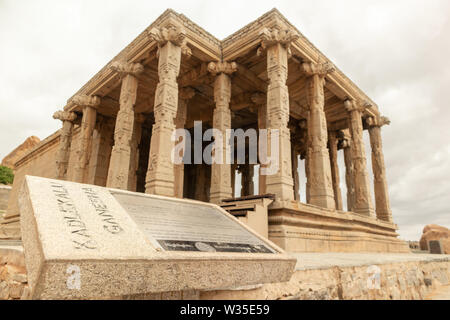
[0,239,22,246]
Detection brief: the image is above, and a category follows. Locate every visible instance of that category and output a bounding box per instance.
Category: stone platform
[201,253,450,300]
[268,202,409,253]
[2,243,449,300]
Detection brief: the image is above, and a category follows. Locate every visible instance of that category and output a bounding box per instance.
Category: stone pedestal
[302,62,335,209]
[208,62,235,204]
[106,62,144,190]
[345,100,375,217]
[53,111,77,180]
[367,116,393,222]
[71,95,100,183]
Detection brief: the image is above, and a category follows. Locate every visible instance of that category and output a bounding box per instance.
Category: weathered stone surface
[19,175,295,299]
[0,185,11,212]
[1,136,40,170]
[0,246,27,300]
[200,253,450,300]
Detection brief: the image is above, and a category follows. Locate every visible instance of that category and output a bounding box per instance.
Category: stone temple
[0,8,409,253]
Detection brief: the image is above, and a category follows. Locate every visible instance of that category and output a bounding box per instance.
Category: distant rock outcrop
[1,136,40,170]
[420,224,450,254]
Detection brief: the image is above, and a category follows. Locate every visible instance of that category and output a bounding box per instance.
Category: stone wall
[5,132,60,219]
[0,186,11,211]
[200,256,450,300]
[0,247,28,300]
[1,250,448,300]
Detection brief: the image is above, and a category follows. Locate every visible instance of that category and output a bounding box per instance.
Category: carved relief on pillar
[344,99,375,217]
[208,62,236,204]
[53,110,77,180]
[106,62,143,190]
[301,61,336,209]
[366,115,393,222]
[148,24,192,58]
[258,28,298,202]
[70,95,100,183]
[145,26,184,197]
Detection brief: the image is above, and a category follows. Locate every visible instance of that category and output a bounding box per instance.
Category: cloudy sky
[0,0,449,240]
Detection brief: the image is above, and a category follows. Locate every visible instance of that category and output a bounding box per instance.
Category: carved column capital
[366,115,391,128]
[301,61,335,77]
[344,99,371,113]
[110,61,144,77]
[148,25,186,46]
[207,61,237,76]
[258,27,299,55]
[71,95,101,109]
[148,25,191,57]
[338,130,352,149]
[53,110,77,122]
[179,87,196,100]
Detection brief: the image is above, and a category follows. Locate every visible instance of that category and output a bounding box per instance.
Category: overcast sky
[0,0,449,241]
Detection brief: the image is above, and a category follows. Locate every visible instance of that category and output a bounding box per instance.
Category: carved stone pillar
[71,95,100,183]
[53,110,77,180]
[328,130,343,210]
[259,27,298,202]
[289,123,300,202]
[341,130,355,212]
[128,114,146,192]
[367,115,393,222]
[231,163,237,197]
[302,61,336,209]
[254,93,267,195]
[106,61,144,190]
[248,164,255,196]
[292,149,300,201]
[345,100,375,217]
[145,25,186,197]
[239,164,254,197]
[174,87,195,198]
[208,61,236,204]
[87,115,115,187]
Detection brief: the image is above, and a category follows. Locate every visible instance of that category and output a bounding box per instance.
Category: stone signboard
[18,176,295,299]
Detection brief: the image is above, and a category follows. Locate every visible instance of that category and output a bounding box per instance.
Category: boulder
[1,136,40,170]
[419,224,450,254]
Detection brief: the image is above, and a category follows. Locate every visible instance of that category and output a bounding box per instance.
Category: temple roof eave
[64,8,380,119]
